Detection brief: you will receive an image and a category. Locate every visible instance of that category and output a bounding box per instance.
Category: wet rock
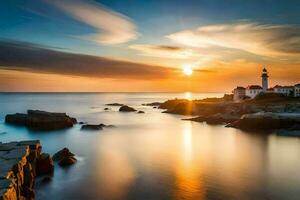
[183,113,240,125]
[5,110,77,131]
[105,103,124,106]
[52,148,74,161]
[119,105,136,112]
[226,112,300,130]
[81,124,103,130]
[59,156,77,166]
[78,122,85,124]
[36,153,54,175]
[104,108,110,111]
[53,148,77,167]
[137,111,145,114]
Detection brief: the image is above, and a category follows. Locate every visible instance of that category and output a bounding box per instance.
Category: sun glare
[183,65,193,76]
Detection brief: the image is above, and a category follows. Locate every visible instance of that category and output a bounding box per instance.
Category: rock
[0,140,49,200]
[105,103,124,106]
[226,112,300,130]
[36,153,54,175]
[78,122,85,124]
[183,113,240,125]
[81,124,103,130]
[104,108,110,111]
[41,176,52,183]
[119,105,136,112]
[59,156,77,166]
[142,102,162,106]
[52,148,74,161]
[153,107,157,109]
[5,110,77,131]
[81,123,114,130]
[53,148,77,167]
[137,111,145,114]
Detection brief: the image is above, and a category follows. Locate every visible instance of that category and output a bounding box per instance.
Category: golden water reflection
[174,122,205,200]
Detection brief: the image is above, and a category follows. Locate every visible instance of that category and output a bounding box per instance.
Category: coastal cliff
[0,140,53,200]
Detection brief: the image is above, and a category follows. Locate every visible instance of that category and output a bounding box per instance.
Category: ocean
[0,92,300,200]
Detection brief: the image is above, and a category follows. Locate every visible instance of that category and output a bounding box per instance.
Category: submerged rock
[137,111,145,114]
[53,148,77,167]
[5,110,77,131]
[104,108,110,111]
[119,105,136,112]
[105,103,124,106]
[183,113,240,125]
[142,102,162,106]
[81,123,114,130]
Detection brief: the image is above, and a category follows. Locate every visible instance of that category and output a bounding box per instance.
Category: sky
[0,0,299,92]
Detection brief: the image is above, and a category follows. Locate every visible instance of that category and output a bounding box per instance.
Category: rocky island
[5,110,77,131]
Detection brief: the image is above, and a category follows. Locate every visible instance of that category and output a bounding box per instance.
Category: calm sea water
[0,93,300,200]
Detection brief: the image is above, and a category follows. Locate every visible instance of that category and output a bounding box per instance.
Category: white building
[233,86,245,102]
[245,85,263,99]
[295,84,300,97]
[273,85,294,96]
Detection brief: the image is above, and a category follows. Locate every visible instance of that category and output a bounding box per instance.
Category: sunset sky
[0,0,299,92]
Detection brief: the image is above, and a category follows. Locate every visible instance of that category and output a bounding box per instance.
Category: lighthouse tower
[261,67,268,92]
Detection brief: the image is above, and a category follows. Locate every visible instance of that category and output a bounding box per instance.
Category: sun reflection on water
[174,122,205,200]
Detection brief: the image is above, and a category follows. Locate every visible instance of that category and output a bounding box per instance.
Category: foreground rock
[0,140,53,200]
[137,111,145,114]
[105,103,124,106]
[52,148,76,166]
[5,110,77,131]
[119,105,136,112]
[226,112,300,130]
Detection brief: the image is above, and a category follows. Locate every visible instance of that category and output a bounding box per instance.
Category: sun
[183,65,193,76]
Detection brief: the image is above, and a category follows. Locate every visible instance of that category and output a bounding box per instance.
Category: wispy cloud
[129,44,197,59]
[0,40,176,80]
[167,22,300,57]
[47,0,138,45]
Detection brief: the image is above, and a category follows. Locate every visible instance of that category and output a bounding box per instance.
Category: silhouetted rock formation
[81,123,114,130]
[142,102,162,106]
[0,140,53,200]
[119,105,136,112]
[5,110,77,131]
[105,103,124,106]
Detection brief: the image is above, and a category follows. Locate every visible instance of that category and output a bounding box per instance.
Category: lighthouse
[261,67,268,92]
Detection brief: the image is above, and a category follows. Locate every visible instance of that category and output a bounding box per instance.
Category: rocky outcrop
[52,148,76,166]
[183,113,240,125]
[105,103,124,106]
[119,105,136,112]
[5,110,77,131]
[0,140,53,200]
[226,112,300,130]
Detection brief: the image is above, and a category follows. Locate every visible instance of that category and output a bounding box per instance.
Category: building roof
[246,85,262,90]
[235,86,245,90]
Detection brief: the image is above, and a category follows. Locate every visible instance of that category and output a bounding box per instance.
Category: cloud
[167,22,300,57]
[47,0,138,45]
[0,40,177,80]
[129,44,198,59]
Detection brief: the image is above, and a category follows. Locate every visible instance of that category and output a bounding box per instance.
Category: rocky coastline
[0,140,53,200]
[156,93,300,133]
